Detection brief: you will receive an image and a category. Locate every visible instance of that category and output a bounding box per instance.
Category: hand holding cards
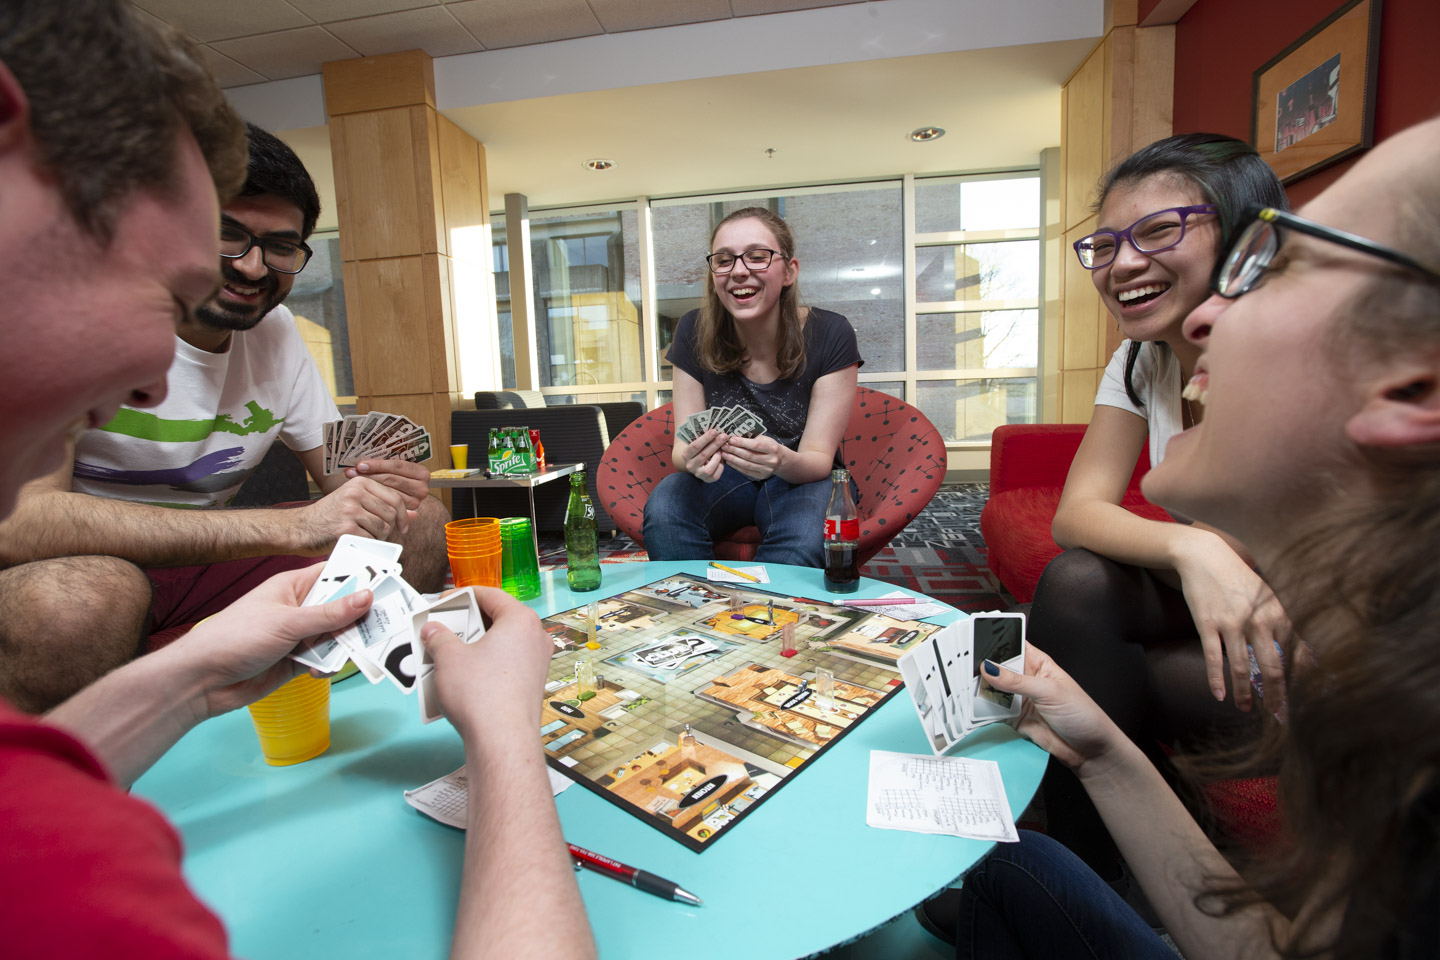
[322,411,432,475]
[290,535,484,723]
[898,612,1028,755]
[675,405,766,446]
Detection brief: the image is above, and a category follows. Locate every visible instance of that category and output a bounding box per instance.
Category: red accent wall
[1173,0,1440,205]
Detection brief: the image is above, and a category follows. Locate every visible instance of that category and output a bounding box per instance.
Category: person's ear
[0,60,31,151]
[783,255,798,288]
[1346,365,1440,448]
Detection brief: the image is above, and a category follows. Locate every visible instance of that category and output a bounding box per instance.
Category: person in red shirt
[0,3,593,957]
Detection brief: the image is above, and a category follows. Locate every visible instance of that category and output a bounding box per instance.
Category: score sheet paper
[865,750,1018,843]
[406,766,573,829]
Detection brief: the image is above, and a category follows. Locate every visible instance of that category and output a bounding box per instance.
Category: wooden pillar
[1055,1,1175,421]
[321,49,495,468]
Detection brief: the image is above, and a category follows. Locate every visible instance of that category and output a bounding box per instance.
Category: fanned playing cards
[290,535,483,723]
[321,411,432,475]
[674,405,767,445]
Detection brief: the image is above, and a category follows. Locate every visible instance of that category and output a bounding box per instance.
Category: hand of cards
[290,536,483,723]
[897,612,1028,755]
[322,411,432,475]
[674,405,767,446]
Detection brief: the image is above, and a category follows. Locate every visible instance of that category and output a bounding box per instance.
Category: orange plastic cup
[247,673,331,766]
[450,547,502,588]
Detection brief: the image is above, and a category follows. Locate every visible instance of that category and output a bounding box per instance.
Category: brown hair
[696,206,808,379]
[0,0,248,242]
[1182,196,1440,959]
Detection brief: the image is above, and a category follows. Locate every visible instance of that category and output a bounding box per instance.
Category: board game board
[538,573,942,851]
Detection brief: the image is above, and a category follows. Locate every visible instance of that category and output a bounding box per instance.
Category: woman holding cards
[643,207,860,566]
[939,117,1440,959]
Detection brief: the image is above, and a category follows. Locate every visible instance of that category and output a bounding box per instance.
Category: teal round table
[133,560,1047,959]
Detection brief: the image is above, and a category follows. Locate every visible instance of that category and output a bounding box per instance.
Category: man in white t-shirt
[0,125,447,712]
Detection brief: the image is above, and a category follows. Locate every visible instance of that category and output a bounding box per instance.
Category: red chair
[980,423,1171,603]
[596,387,946,565]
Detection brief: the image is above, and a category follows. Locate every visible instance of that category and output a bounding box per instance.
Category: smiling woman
[641,206,861,568]
[1019,133,1291,886]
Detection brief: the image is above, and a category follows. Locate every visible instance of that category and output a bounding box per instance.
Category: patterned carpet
[537,482,1013,613]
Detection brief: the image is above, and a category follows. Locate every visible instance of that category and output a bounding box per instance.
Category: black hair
[1096,133,1288,406]
[239,122,321,240]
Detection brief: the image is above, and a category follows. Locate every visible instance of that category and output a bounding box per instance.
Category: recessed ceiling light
[909,126,945,143]
[871,287,882,296]
[583,158,616,171]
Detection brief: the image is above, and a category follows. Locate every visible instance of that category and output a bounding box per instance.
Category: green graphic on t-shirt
[100,401,284,441]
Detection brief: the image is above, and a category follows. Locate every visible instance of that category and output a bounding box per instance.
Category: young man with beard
[0,124,449,712]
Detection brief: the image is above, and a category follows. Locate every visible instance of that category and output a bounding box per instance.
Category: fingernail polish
[983,659,1000,676]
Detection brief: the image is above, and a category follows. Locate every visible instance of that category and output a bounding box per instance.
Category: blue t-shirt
[666,307,862,453]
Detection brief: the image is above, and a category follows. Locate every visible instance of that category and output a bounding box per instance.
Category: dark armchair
[452,397,645,534]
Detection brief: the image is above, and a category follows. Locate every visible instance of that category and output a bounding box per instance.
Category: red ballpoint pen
[568,843,702,906]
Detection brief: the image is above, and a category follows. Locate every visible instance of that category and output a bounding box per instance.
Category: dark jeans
[642,466,845,568]
[955,831,1174,959]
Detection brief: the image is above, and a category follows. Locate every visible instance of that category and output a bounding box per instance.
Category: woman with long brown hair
[943,116,1440,958]
[643,206,860,565]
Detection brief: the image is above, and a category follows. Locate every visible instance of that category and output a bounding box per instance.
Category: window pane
[491,214,516,389]
[545,391,648,407]
[916,377,1037,442]
[861,381,904,401]
[652,186,905,377]
[529,208,643,390]
[915,176,1040,233]
[917,310,1037,370]
[285,235,353,399]
[916,240,1038,304]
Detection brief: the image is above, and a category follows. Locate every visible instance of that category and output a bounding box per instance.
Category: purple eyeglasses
[1073,204,1219,269]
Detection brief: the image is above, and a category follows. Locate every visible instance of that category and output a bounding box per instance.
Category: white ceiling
[130,0,899,85]
[130,0,1102,222]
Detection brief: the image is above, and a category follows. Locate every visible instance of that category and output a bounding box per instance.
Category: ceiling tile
[444,0,601,49]
[287,0,437,23]
[730,0,859,16]
[210,26,360,81]
[585,0,731,33]
[129,0,312,42]
[198,44,268,87]
[327,7,481,58]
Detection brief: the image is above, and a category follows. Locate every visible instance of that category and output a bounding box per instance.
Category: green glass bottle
[564,471,602,591]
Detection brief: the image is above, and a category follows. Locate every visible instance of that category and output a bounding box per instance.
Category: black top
[666,307,862,453]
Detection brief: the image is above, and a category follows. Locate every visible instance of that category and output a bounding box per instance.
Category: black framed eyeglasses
[1211,205,1440,299]
[220,222,313,274]
[706,248,784,274]
[1073,204,1219,269]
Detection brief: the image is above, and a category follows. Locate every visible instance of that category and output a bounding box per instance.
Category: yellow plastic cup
[450,444,469,470]
[247,673,331,766]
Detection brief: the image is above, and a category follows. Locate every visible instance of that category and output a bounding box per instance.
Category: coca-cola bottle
[823,468,859,593]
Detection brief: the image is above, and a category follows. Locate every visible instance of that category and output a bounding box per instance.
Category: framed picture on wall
[1250,0,1382,184]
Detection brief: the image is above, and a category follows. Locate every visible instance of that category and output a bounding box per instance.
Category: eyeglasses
[1211,205,1440,298]
[220,222,313,274]
[1073,204,1219,269]
[706,248,784,274]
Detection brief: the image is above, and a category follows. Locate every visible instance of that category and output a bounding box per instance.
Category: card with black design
[898,611,1028,755]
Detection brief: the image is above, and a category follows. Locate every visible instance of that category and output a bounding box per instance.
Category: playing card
[322,421,335,476]
[290,536,405,672]
[415,665,443,724]
[332,572,424,691]
[728,409,765,439]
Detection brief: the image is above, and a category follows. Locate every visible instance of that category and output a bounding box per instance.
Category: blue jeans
[642,466,843,568]
[955,831,1173,959]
